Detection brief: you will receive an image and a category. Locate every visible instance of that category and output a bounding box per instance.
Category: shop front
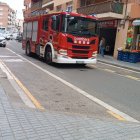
[133,19,140,50]
[117,20,140,63]
[99,20,118,56]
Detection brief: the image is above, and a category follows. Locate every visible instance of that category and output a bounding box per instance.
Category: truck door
[41,17,49,45]
[38,17,49,57]
[50,15,61,50]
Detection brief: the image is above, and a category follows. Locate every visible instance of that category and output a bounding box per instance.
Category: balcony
[31,1,42,12]
[23,9,31,18]
[24,0,29,6]
[77,1,124,19]
[42,0,53,5]
[42,0,54,11]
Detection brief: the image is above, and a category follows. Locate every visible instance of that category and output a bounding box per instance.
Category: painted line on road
[104,69,116,73]
[13,75,45,110]
[125,75,140,81]
[0,55,18,58]
[3,59,24,62]
[0,59,44,110]
[98,61,140,74]
[7,48,139,123]
[89,65,140,82]
[107,110,126,121]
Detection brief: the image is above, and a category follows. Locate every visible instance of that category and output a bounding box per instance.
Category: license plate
[76,61,84,64]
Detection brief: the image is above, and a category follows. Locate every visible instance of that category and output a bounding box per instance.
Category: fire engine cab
[22,12,99,64]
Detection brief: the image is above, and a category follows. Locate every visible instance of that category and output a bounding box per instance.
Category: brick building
[27,0,140,58]
[23,0,31,18]
[77,0,140,57]
[0,2,16,30]
[30,0,79,13]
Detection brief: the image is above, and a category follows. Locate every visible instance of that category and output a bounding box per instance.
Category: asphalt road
[1,40,140,121]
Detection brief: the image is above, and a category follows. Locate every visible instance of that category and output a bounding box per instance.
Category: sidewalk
[1,85,140,140]
[1,71,140,139]
[97,55,140,72]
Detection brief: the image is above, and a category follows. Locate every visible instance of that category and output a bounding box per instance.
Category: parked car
[0,36,6,47]
[3,32,13,40]
[3,33,10,40]
[12,33,18,40]
[16,35,22,42]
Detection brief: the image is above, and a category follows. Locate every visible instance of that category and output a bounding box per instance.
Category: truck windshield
[62,15,97,37]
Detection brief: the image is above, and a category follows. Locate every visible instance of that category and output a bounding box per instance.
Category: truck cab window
[43,18,49,31]
[51,15,60,31]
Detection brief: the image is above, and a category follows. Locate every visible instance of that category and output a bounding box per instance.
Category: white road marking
[6,48,139,123]
[0,59,35,108]
[0,55,17,58]
[3,59,24,62]
[89,65,140,82]
[98,61,140,74]
[104,69,115,73]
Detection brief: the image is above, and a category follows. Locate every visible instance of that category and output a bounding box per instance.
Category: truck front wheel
[45,47,52,64]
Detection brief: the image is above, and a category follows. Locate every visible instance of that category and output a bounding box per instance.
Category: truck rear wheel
[45,47,52,64]
[26,42,31,56]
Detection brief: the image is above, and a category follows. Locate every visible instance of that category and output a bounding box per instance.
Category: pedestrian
[99,37,106,57]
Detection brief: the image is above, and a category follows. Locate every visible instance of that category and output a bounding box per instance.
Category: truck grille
[72,50,89,54]
[72,57,88,59]
[72,45,90,50]
[70,45,91,59]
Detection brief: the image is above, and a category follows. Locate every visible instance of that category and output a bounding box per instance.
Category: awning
[132,19,140,26]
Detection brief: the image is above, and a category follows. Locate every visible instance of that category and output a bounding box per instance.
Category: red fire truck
[22,12,99,64]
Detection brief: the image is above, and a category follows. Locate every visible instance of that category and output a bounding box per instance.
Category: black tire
[26,42,31,56]
[80,64,86,67]
[45,47,52,64]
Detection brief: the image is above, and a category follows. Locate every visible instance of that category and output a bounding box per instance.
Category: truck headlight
[92,51,97,57]
[59,49,67,56]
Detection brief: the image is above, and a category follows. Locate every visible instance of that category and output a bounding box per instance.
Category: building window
[66,1,73,12]
[66,5,72,12]
[56,5,62,12]
[80,0,95,7]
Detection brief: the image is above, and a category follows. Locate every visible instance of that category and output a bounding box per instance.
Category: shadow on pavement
[23,53,96,70]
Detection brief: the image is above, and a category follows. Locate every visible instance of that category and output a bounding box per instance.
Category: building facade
[23,0,31,18]
[77,0,140,57]
[0,2,16,31]
[30,0,80,14]
[16,19,23,33]
[28,0,140,58]
[77,0,125,57]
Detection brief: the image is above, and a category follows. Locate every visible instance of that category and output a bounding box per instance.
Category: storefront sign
[99,20,118,28]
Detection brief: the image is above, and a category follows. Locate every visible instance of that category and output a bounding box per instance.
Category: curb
[97,60,140,73]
